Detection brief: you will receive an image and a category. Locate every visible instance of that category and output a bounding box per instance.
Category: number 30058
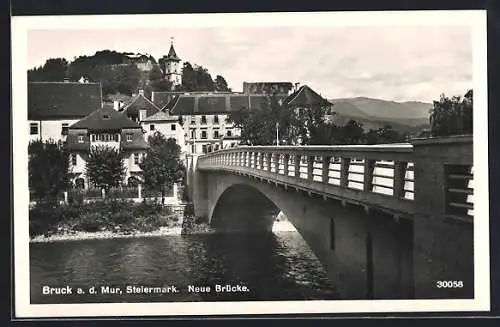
[436,281,463,288]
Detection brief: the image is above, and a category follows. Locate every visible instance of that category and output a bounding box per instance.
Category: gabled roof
[165,93,288,115]
[151,91,184,109]
[282,85,333,107]
[69,105,141,131]
[141,111,178,122]
[28,82,103,120]
[119,93,160,118]
[165,44,180,61]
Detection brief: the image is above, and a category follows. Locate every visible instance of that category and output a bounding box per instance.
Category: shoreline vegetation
[29,199,296,243]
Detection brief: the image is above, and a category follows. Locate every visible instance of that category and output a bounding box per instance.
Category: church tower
[161,37,182,90]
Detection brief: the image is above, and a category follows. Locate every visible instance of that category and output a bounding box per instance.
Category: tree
[429,89,473,137]
[139,132,186,204]
[28,58,69,81]
[85,145,126,190]
[339,120,365,144]
[28,139,69,201]
[214,75,231,92]
[362,125,405,144]
[228,94,297,145]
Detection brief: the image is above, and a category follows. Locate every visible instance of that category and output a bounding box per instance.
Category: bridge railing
[197,144,417,215]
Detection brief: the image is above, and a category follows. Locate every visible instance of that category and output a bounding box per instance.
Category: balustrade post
[273,153,279,173]
[294,155,301,177]
[283,154,290,176]
[340,157,351,188]
[307,156,314,181]
[322,156,331,183]
[267,153,272,171]
[394,160,408,199]
[363,159,376,192]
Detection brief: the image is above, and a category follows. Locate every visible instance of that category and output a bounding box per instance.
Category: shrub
[74,212,105,232]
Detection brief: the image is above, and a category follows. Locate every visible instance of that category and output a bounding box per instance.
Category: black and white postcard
[11,10,490,318]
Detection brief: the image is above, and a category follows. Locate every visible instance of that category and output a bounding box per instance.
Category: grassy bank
[29,199,210,242]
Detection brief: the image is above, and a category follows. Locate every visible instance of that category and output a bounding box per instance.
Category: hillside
[329,97,432,128]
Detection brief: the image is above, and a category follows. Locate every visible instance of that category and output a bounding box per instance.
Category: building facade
[65,106,149,188]
[28,81,103,143]
[140,111,187,153]
[164,92,292,154]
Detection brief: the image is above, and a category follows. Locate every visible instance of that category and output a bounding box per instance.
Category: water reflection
[30,231,337,303]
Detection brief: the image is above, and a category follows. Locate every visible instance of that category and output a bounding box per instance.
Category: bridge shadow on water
[183,231,340,301]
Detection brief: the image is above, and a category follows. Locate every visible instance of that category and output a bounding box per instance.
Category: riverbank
[29,220,297,243]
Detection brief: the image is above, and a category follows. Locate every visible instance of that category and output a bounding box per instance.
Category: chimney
[138,89,144,96]
[294,82,300,92]
[64,77,70,83]
[113,100,119,110]
[139,109,147,122]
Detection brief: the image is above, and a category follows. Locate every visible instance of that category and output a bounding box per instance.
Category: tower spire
[170,36,174,46]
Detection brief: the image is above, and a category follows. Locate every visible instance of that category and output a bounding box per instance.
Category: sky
[27,25,473,102]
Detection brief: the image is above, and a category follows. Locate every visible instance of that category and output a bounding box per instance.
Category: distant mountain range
[327,97,432,132]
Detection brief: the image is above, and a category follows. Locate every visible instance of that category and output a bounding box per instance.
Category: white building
[28,81,103,144]
[140,111,187,154]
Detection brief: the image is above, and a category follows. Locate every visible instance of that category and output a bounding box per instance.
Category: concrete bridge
[187,136,474,300]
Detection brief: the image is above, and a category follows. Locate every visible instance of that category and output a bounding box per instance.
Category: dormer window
[103,114,110,120]
[78,134,84,143]
[61,123,69,135]
[126,134,133,142]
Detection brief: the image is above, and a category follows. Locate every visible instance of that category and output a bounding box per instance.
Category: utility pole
[276,121,279,146]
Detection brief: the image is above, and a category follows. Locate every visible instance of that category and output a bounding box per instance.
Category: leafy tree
[429,89,473,137]
[85,145,126,191]
[139,132,186,204]
[362,125,405,144]
[180,61,220,92]
[339,120,365,144]
[214,75,231,92]
[28,58,69,81]
[28,139,69,201]
[228,94,297,145]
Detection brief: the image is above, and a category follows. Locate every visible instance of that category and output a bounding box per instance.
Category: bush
[74,212,104,232]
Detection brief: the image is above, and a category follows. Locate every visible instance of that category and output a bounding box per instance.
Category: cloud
[27,25,472,102]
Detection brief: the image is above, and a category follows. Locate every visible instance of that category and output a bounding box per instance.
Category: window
[190,116,196,125]
[201,130,207,139]
[226,130,232,137]
[91,134,96,142]
[61,123,69,135]
[78,134,84,143]
[201,115,207,124]
[126,134,133,142]
[190,129,196,139]
[150,124,155,131]
[103,114,110,120]
[134,153,139,165]
[213,115,219,124]
[71,153,77,166]
[213,130,219,139]
[30,123,38,135]
[171,124,176,131]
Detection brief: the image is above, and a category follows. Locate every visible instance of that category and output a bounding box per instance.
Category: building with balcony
[28,81,103,143]
[65,106,148,188]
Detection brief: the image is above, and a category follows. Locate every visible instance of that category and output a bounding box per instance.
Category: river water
[30,229,338,304]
